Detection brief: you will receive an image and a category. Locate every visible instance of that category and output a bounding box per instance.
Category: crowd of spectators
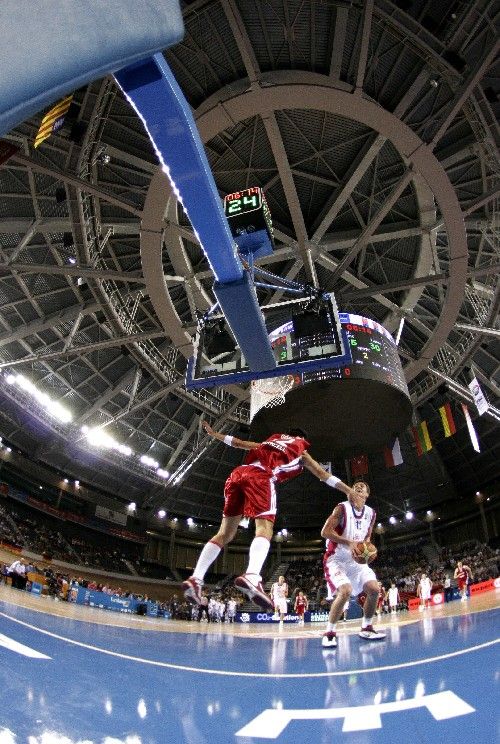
[284,538,500,611]
[0,499,141,573]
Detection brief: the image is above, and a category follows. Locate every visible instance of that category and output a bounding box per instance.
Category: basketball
[352,541,377,564]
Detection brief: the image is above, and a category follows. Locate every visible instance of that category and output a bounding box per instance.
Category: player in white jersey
[418,573,433,610]
[387,582,400,613]
[321,480,386,648]
[270,575,288,624]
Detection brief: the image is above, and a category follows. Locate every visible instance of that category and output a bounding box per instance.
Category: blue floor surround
[0,600,498,743]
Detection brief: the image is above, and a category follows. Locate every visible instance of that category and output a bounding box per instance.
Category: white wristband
[223,435,234,446]
[326,475,340,489]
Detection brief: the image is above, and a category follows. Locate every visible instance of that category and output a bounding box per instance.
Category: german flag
[411,421,432,456]
[34,94,73,148]
[438,402,457,438]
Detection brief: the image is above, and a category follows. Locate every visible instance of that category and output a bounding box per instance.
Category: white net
[250,374,295,422]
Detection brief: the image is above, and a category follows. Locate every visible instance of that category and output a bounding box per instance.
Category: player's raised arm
[301,451,355,497]
[202,421,261,450]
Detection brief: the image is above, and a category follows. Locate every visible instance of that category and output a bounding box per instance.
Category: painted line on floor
[0,631,51,658]
[0,610,498,678]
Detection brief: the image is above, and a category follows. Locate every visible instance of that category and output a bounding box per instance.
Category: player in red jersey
[454,561,473,602]
[294,590,308,626]
[182,422,355,610]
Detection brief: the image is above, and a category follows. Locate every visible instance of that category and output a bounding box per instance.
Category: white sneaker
[322,632,337,648]
[359,625,386,640]
[182,576,203,605]
[234,574,274,611]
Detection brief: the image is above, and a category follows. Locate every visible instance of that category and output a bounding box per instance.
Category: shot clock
[223,186,274,258]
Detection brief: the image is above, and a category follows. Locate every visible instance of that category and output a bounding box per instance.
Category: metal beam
[0,300,101,348]
[463,186,500,216]
[0,330,167,368]
[355,0,374,92]
[454,323,500,338]
[0,262,185,285]
[76,367,139,424]
[329,6,348,80]
[430,38,500,149]
[329,169,414,283]
[9,152,142,217]
[165,414,200,470]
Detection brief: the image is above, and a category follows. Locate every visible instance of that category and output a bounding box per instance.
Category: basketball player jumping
[182,422,356,611]
[321,480,386,648]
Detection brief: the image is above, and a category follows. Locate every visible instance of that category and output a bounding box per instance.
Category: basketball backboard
[185,292,352,389]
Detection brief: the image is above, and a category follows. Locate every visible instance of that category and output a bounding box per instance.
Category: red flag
[350,454,368,477]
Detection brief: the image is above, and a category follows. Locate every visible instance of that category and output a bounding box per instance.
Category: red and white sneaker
[321,632,337,648]
[358,625,386,640]
[234,574,274,611]
[182,576,203,605]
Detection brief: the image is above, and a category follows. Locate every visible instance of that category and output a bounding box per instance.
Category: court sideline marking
[0,609,498,678]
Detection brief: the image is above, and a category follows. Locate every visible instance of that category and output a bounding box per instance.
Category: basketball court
[0,584,498,743]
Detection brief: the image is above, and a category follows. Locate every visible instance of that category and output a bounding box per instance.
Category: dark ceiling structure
[0,0,498,534]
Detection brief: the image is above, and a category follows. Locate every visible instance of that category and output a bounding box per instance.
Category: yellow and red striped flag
[34,94,73,148]
[411,421,432,456]
[438,402,456,437]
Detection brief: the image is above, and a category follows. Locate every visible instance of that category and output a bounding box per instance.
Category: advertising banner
[70,586,163,616]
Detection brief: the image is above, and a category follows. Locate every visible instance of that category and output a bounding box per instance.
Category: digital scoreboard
[269,313,409,399]
[251,313,413,458]
[223,186,274,258]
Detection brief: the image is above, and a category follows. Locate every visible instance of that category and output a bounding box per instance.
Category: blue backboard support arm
[114,55,276,372]
[0,1,185,137]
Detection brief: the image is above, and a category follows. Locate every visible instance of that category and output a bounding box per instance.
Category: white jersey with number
[324,501,376,564]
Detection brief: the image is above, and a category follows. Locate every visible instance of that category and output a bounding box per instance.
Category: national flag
[34,94,74,148]
[349,454,369,477]
[468,377,488,415]
[462,403,480,453]
[411,421,432,456]
[383,438,403,468]
[438,402,456,437]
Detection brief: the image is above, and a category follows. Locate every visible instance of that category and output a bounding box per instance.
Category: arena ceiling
[0,0,499,534]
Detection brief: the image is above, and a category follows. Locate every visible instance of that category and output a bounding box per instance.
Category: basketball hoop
[250,374,295,422]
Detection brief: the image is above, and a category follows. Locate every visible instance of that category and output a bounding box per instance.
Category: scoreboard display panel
[185,293,351,389]
[300,312,409,398]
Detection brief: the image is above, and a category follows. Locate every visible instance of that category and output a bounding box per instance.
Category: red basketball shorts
[458,579,467,591]
[223,465,276,522]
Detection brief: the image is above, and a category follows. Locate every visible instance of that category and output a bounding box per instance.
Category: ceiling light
[187,517,194,527]
[389,516,397,524]
[5,447,11,453]
[140,454,159,469]
[405,511,413,520]
[157,509,166,518]
[426,510,432,516]
[157,468,170,478]
[6,374,15,384]
[74,480,79,487]
[127,502,136,511]
[63,478,68,484]
[68,257,77,265]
